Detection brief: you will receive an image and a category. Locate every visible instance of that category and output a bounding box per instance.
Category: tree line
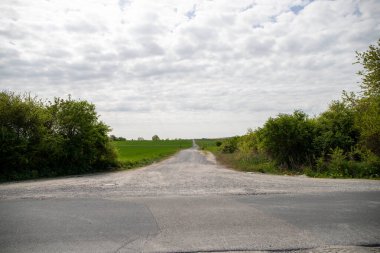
[0,93,118,181]
[218,39,380,178]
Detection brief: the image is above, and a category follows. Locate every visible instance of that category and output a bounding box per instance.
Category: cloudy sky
[0,0,379,139]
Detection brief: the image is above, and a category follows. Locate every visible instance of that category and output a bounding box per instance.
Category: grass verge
[196,139,293,175]
[214,152,280,174]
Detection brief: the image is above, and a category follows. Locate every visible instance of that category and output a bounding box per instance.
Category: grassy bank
[196,139,280,174]
[113,140,192,169]
[215,153,280,174]
[196,139,379,178]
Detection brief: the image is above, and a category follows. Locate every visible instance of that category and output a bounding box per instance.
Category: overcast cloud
[0,0,379,139]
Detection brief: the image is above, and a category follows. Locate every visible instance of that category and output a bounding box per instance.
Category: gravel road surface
[1,147,379,199]
[1,147,379,253]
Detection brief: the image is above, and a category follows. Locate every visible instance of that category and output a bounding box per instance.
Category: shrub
[219,137,239,153]
[327,148,348,177]
[354,95,380,156]
[0,91,118,181]
[313,101,359,156]
[320,147,380,178]
[259,110,316,169]
[237,131,260,155]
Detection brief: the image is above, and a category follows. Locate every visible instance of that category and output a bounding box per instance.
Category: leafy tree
[110,135,126,141]
[48,98,117,173]
[355,39,380,97]
[354,39,380,155]
[354,95,380,155]
[0,91,118,181]
[152,135,160,141]
[0,91,48,178]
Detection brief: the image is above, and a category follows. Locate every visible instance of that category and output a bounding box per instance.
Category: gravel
[1,147,380,200]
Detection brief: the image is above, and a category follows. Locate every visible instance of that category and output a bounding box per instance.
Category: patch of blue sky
[186,5,196,20]
[290,5,304,15]
[240,4,254,12]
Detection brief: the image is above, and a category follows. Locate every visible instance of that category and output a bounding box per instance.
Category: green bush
[347,148,380,178]
[313,101,359,156]
[259,110,316,169]
[354,95,380,156]
[0,91,118,181]
[327,148,348,177]
[219,137,239,153]
[237,131,260,155]
[311,147,380,178]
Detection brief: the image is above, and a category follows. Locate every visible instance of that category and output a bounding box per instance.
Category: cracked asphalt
[1,147,380,253]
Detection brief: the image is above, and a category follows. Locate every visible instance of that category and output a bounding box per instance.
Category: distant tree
[152,135,160,141]
[137,137,144,141]
[110,135,126,141]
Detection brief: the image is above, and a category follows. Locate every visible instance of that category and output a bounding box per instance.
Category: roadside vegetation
[196,138,223,152]
[0,90,192,182]
[0,94,118,181]
[113,139,192,169]
[202,39,380,179]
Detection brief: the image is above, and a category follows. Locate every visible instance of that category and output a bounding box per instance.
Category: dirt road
[1,148,380,253]
[0,147,379,200]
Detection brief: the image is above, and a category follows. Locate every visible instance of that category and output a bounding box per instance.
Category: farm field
[113,140,193,168]
[195,139,222,152]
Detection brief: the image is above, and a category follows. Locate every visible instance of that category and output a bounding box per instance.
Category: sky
[0,0,379,139]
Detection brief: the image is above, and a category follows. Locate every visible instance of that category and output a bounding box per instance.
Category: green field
[195,139,222,152]
[113,140,193,168]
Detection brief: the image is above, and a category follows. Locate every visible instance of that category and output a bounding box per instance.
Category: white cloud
[0,0,379,139]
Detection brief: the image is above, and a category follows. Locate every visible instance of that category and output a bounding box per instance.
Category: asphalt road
[1,147,380,253]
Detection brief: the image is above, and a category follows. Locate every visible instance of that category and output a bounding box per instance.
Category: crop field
[113,140,193,168]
